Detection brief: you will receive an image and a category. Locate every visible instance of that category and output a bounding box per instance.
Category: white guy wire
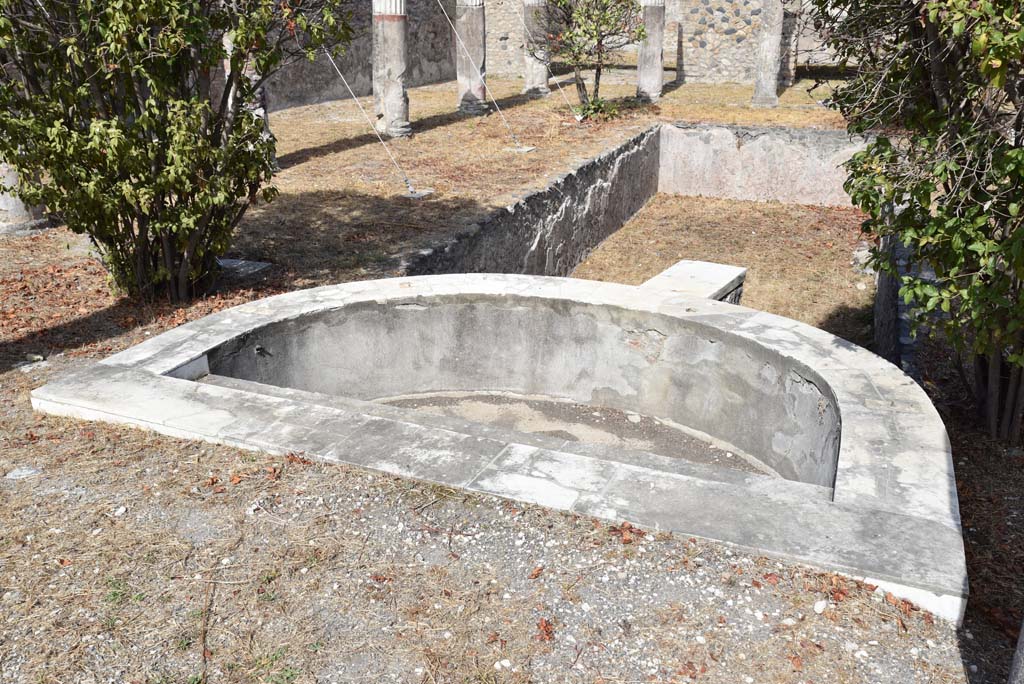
[433,0,531,150]
[323,48,422,196]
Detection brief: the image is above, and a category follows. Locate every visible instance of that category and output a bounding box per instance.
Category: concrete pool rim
[30,272,968,623]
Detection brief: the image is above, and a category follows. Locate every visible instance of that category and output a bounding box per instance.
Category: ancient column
[0,162,42,231]
[674,22,686,84]
[372,0,412,137]
[751,0,784,108]
[455,0,488,114]
[522,0,550,96]
[636,0,666,102]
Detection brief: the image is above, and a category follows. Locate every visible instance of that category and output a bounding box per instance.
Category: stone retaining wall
[404,123,860,278]
[659,122,863,206]
[405,127,661,276]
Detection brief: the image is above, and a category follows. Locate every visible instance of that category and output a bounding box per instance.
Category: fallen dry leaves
[609,521,646,545]
[535,617,555,642]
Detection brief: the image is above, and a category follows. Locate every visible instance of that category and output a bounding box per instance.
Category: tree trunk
[974,354,987,419]
[924,18,950,114]
[1000,344,1022,440]
[987,349,1002,438]
[1010,371,1024,446]
[175,255,191,304]
[573,66,589,106]
[592,63,602,102]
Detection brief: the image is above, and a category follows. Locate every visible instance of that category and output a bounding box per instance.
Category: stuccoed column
[522,0,549,96]
[636,0,666,102]
[751,0,784,107]
[455,0,488,114]
[0,162,42,232]
[372,0,412,137]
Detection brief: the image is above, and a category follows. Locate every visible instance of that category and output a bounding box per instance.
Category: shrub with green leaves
[0,0,351,302]
[811,0,1024,443]
[531,0,645,115]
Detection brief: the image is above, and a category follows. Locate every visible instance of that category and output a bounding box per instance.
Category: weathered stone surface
[455,0,488,114]
[485,0,807,85]
[0,162,44,233]
[399,124,861,280]
[1011,624,1024,684]
[751,0,784,106]
[406,127,661,276]
[265,0,455,111]
[658,123,865,206]
[637,0,667,102]
[640,259,746,302]
[373,0,413,137]
[32,272,967,623]
[521,0,550,95]
[260,0,816,108]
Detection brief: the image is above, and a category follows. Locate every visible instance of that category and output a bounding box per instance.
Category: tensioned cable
[433,0,533,151]
[513,3,579,117]
[323,49,430,198]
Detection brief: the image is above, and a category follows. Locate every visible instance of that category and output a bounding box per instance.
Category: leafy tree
[532,0,645,116]
[809,0,1024,444]
[0,0,351,303]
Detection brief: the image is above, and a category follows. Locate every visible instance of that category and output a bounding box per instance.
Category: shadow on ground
[0,190,487,373]
[276,90,553,170]
[915,340,1024,683]
[230,189,486,281]
[817,301,875,349]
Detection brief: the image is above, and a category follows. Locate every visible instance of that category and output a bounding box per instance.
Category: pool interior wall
[205,296,841,488]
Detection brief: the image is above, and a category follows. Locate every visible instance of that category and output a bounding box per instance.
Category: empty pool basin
[31,268,967,623]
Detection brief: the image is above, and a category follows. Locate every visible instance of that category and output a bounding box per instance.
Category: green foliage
[534,0,645,112]
[811,0,1024,441]
[573,96,619,119]
[0,0,351,302]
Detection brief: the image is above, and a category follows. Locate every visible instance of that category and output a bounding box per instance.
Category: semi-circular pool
[31,272,967,623]
[206,295,841,488]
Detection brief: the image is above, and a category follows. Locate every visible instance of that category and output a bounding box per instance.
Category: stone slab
[639,259,747,302]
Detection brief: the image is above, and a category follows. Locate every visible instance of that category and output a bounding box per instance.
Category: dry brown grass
[573,195,875,346]
[236,77,843,286]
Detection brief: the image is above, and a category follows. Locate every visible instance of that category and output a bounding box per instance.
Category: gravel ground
[1,357,966,682]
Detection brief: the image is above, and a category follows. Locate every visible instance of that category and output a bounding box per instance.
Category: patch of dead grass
[573,195,875,346]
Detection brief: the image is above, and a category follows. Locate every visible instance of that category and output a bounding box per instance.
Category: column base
[376,117,412,138]
[522,84,551,97]
[458,98,490,115]
[636,91,661,104]
[750,94,779,108]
